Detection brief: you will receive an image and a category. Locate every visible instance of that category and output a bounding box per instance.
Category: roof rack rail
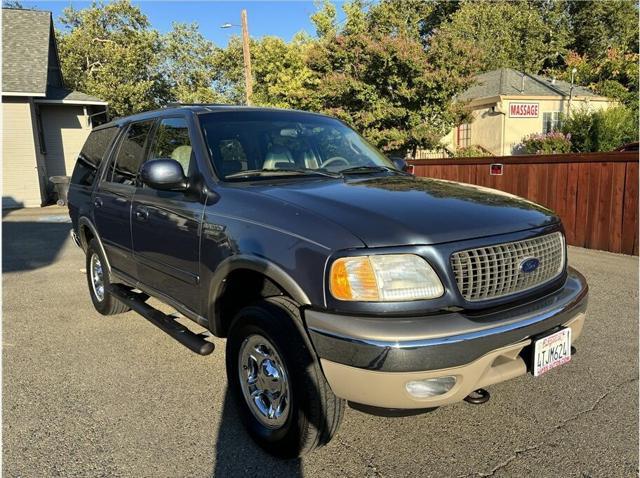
[164,102,239,108]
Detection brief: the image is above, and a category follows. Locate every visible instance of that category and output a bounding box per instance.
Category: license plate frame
[532,327,572,377]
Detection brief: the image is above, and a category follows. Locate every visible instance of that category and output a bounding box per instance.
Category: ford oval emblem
[520,257,540,273]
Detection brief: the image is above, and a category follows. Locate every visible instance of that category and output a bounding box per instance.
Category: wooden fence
[408,152,639,255]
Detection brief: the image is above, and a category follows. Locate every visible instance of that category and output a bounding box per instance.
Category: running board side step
[109,284,214,356]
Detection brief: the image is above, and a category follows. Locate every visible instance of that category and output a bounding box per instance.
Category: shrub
[454,145,493,157]
[562,105,638,152]
[590,106,638,152]
[519,132,572,154]
[561,107,593,152]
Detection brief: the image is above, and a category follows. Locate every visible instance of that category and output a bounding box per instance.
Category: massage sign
[508,102,540,118]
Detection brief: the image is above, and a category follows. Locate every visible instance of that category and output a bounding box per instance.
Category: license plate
[533,328,572,377]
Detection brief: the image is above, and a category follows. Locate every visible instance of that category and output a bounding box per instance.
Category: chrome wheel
[90,253,105,302]
[238,334,291,429]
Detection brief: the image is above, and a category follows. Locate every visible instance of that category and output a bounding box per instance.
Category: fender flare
[208,254,311,334]
[77,216,111,272]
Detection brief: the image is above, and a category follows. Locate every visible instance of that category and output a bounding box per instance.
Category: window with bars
[542,112,562,134]
[457,123,471,148]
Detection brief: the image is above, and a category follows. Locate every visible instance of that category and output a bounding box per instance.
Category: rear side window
[71,127,118,187]
[108,120,154,185]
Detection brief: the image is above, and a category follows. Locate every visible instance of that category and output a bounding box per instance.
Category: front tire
[85,239,129,315]
[226,296,345,458]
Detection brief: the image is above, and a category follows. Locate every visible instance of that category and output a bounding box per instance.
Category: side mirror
[139,159,188,191]
[390,156,414,174]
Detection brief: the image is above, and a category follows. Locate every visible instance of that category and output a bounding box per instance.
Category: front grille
[451,232,565,302]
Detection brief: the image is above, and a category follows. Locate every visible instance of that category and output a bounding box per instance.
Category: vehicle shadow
[2,220,71,273]
[212,388,303,477]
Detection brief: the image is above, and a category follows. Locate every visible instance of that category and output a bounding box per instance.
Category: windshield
[198,110,396,180]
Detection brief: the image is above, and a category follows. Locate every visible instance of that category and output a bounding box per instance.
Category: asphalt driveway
[3,207,638,477]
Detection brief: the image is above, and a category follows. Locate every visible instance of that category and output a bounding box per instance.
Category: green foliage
[251,34,319,109]
[566,0,639,59]
[57,0,163,117]
[161,22,224,104]
[310,0,337,38]
[431,0,568,73]
[519,132,572,155]
[562,105,638,152]
[52,0,639,154]
[560,107,593,152]
[454,146,492,158]
[212,33,319,109]
[365,0,459,43]
[306,30,476,153]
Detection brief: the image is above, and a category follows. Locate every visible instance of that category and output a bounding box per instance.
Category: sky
[19,1,348,46]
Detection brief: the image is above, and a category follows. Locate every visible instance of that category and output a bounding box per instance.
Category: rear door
[93,120,155,279]
[131,116,204,312]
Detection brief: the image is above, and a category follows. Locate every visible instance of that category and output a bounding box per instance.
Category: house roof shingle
[2,8,52,94]
[2,8,106,105]
[458,68,600,102]
[40,86,108,104]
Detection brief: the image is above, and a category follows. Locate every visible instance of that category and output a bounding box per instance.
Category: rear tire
[226,296,345,458]
[85,239,129,315]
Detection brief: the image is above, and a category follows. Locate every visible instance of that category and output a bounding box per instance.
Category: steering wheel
[321,156,349,168]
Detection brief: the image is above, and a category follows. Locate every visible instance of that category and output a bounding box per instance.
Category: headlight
[329,254,444,302]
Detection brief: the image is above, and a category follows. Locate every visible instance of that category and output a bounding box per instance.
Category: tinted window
[108,121,154,185]
[71,127,118,187]
[148,117,193,175]
[215,138,249,177]
[199,111,394,180]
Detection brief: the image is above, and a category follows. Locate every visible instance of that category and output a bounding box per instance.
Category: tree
[431,0,569,73]
[211,33,319,109]
[307,31,477,154]
[310,0,338,39]
[566,0,638,60]
[365,0,459,44]
[56,0,164,117]
[547,48,639,116]
[251,34,320,109]
[3,1,25,8]
[161,22,223,103]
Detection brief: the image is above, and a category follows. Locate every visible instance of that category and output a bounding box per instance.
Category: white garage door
[39,104,91,178]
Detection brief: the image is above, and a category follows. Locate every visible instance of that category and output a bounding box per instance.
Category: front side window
[543,112,562,134]
[148,117,193,176]
[71,127,118,187]
[198,111,395,180]
[108,120,154,185]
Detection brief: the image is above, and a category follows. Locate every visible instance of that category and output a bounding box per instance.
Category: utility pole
[221,10,253,106]
[241,9,253,106]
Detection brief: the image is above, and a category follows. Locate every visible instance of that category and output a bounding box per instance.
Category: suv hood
[251,175,559,247]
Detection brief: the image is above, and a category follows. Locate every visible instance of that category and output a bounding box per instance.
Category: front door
[131,116,204,312]
[93,120,154,279]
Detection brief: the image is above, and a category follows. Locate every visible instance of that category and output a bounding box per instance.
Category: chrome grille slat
[450,232,565,302]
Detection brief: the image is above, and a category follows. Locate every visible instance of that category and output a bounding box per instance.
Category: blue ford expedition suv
[68,105,588,457]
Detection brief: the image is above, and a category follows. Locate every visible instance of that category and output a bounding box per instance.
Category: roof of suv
[95,104,330,130]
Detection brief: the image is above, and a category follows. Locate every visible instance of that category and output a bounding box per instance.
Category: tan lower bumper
[321,312,586,409]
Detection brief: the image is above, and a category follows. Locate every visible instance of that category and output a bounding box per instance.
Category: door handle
[134,207,149,221]
[93,197,103,208]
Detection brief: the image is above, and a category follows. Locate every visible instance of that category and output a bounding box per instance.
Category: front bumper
[305,267,588,408]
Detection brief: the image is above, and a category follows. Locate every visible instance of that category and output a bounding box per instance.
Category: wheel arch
[208,255,311,336]
[77,216,111,272]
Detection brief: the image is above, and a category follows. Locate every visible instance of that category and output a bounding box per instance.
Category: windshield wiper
[225,167,342,179]
[339,165,396,175]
